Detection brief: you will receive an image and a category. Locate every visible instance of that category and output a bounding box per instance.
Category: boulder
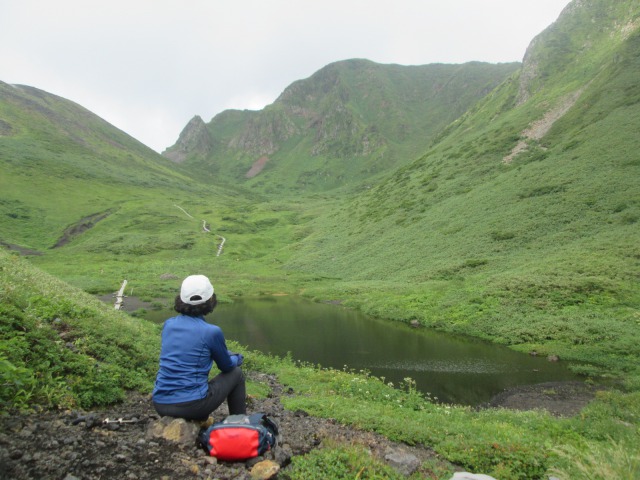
[384,448,420,476]
[250,460,280,479]
[146,417,200,446]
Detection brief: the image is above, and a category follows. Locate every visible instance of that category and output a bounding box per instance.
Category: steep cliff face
[162,115,213,163]
[226,108,299,158]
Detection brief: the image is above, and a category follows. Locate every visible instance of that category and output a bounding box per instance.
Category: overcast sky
[0,0,572,152]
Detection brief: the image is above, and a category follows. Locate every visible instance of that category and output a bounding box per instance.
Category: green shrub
[285,442,408,480]
[0,351,36,411]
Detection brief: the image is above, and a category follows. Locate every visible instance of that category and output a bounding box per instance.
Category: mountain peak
[162,115,213,163]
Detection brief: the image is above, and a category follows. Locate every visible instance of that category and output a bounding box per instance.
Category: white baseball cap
[180,275,214,305]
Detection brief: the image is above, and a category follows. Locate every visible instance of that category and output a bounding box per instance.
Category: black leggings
[153,367,246,421]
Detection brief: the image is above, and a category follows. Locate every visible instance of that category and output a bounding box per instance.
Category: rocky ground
[481,380,604,417]
[0,370,603,480]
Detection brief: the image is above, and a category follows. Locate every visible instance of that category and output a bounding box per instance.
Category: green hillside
[0,81,202,251]
[0,78,319,301]
[286,0,640,386]
[164,59,519,193]
[0,80,303,299]
[1,0,640,477]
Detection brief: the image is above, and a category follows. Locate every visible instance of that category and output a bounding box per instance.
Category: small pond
[143,295,581,405]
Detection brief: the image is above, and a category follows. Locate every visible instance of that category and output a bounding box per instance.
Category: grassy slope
[285,2,640,387]
[0,81,325,306]
[0,81,198,250]
[0,248,160,409]
[28,193,313,301]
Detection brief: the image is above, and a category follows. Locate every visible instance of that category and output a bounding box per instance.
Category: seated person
[152,274,245,420]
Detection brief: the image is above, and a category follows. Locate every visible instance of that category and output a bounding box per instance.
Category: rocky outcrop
[517,0,640,106]
[162,115,213,163]
[227,110,298,157]
[516,35,541,106]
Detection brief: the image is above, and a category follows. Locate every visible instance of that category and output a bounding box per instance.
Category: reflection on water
[146,296,580,405]
[374,359,508,374]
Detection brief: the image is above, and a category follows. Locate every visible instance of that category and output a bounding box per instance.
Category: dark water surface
[146,296,580,405]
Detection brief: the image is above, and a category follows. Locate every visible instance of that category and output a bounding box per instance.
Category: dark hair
[174,293,217,317]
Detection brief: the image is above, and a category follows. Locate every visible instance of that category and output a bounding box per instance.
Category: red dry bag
[199,413,278,461]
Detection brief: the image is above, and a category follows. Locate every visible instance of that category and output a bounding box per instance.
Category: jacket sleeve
[206,325,236,373]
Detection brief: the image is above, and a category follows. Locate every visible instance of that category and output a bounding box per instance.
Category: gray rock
[9,450,23,460]
[274,443,292,465]
[384,448,420,476]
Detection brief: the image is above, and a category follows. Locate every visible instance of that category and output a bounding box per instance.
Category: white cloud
[0,0,571,152]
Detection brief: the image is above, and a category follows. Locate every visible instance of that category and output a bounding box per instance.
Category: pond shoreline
[97,295,600,413]
[97,294,168,313]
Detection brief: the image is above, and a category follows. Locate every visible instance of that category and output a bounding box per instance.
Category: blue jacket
[152,315,239,404]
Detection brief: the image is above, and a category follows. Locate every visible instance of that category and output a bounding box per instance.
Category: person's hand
[235,353,244,366]
[228,351,244,366]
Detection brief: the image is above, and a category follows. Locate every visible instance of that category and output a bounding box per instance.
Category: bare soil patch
[245,156,269,178]
[503,88,585,164]
[97,294,164,313]
[53,211,111,248]
[0,242,42,256]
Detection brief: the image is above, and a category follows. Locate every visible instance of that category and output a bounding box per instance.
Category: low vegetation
[1,1,640,478]
[2,250,639,479]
